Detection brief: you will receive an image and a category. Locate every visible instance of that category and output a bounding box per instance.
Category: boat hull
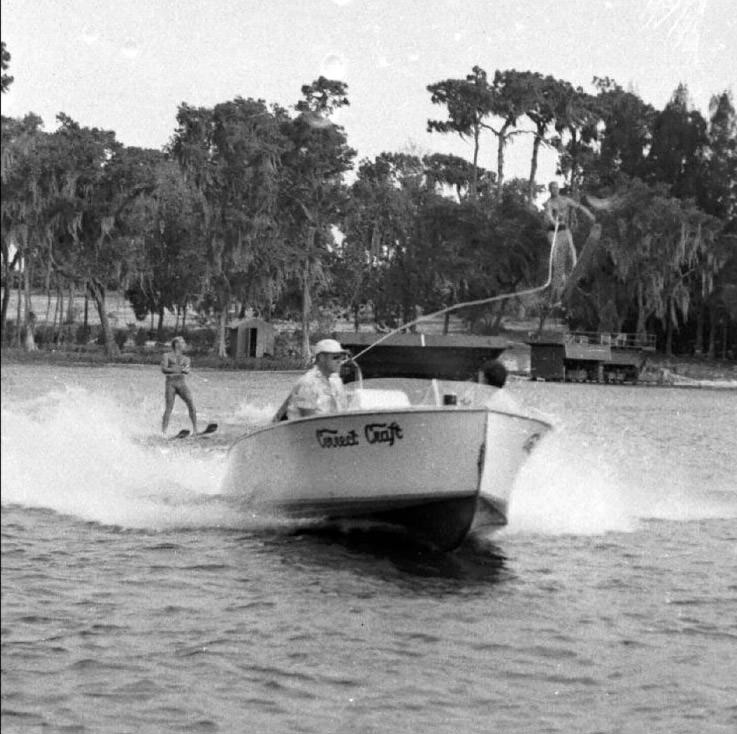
[222,409,489,550]
[222,405,551,550]
[472,410,550,532]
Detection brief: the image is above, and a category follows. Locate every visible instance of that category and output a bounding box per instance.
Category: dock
[527,331,656,384]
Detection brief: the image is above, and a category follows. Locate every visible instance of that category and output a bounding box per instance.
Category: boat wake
[0,387,254,531]
[501,426,737,537]
[2,386,734,539]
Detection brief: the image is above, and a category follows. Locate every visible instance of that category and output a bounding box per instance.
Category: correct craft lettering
[316,428,360,448]
[364,422,403,446]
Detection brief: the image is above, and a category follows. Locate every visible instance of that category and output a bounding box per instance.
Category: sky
[2,0,736,184]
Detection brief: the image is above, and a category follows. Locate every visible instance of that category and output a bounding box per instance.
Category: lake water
[2,363,736,734]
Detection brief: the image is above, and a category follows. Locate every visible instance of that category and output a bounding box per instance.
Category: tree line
[2,42,735,359]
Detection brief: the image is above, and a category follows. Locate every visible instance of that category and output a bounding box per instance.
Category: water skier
[543,182,596,302]
[161,336,198,436]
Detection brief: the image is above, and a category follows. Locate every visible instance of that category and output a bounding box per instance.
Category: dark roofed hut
[335,332,508,382]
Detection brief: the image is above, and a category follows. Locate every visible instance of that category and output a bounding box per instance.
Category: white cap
[313,338,346,356]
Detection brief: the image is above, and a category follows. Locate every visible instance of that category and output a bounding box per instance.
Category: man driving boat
[286,339,348,419]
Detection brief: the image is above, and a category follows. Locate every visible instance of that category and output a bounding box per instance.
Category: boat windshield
[345,377,501,410]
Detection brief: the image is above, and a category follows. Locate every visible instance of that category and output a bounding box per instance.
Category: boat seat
[349,388,411,410]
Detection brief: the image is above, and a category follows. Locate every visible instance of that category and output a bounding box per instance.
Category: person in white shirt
[285,339,348,420]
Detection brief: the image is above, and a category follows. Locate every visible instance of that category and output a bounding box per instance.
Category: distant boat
[222,336,552,551]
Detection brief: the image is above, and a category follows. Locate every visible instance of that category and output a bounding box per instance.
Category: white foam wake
[505,425,737,536]
[0,387,246,529]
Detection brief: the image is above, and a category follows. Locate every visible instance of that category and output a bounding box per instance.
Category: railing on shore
[564,331,656,351]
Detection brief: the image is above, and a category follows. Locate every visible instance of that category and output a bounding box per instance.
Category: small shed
[528,341,567,381]
[228,318,275,359]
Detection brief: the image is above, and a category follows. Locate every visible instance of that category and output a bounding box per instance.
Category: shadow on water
[2,505,510,593]
[249,521,512,591]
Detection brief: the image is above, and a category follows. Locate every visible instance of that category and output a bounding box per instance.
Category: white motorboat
[222,367,552,551]
[220,226,571,550]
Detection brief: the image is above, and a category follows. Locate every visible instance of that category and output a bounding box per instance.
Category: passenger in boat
[479,359,508,388]
[285,338,348,420]
[161,336,198,435]
[476,359,521,412]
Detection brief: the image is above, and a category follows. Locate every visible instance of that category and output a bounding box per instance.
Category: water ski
[172,422,218,440]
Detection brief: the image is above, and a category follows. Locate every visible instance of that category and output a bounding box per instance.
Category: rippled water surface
[2,363,736,733]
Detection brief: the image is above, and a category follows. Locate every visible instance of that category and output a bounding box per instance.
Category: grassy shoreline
[3,289,735,382]
[2,343,735,385]
[0,345,304,372]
